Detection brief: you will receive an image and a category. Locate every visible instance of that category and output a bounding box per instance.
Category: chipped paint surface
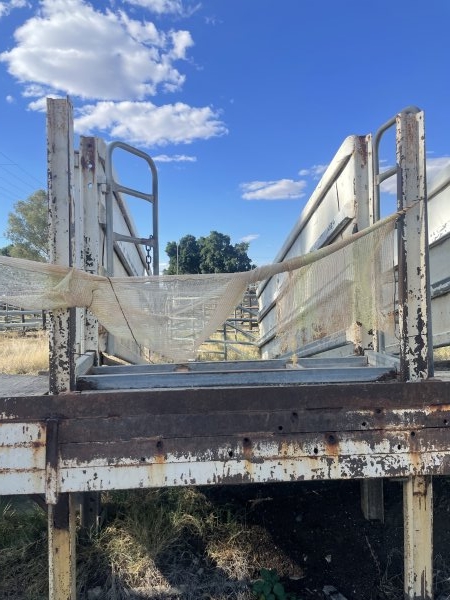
[0,422,46,494]
[2,384,450,496]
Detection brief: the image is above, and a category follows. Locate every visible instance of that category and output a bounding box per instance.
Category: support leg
[403,476,433,600]
[361,479,384,522]
[48,493,77,600]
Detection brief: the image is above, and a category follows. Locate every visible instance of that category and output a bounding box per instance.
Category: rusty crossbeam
[2,381,450,496]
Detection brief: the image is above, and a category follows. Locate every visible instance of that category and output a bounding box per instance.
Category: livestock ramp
[0,101,448,600]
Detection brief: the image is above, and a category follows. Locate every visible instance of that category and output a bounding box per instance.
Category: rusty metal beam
[2,380,450,419]
[2,381,450,496]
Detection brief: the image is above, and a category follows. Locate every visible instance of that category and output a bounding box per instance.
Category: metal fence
[0,304,46,332]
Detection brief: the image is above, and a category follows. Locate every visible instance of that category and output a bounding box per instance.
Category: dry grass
[0,331,49,374]
[434,346,450,361]
[198,330,260,362]
[0,488,256,599]
[0,498,48,600]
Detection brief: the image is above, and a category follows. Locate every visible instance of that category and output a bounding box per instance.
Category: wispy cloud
[0,0,28,20]
[240,234,259,243]
[241,179,307,201]
[0,0,227,149]
[74,101,227,146]
[153,153,197,162]
[426,156,450,185]
[298,164,328,179]
[123,0,200,16]
[380,156,450,194]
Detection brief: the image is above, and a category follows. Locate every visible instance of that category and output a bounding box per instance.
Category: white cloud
[241,179,307,201]
[123,0,183,14]
[74,101,227,146]
[5,95,15,103]
[0,0,28,19]
[123,0,201,17]
[380,156,450,195]
[0,0,193,101]
[240,234,259,243]
[298,164,328,179]
[426,156,450,186]
[0,0,227,149]
[153,153,197,162]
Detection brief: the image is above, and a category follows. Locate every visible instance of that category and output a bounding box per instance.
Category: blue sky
[1,0,450,269]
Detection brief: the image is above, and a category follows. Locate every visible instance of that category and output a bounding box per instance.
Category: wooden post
[47,98,78,600]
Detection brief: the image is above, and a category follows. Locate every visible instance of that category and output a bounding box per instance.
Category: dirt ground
[203,477,450,600]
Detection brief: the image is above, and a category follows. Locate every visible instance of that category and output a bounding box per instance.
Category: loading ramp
[0,100,448,600]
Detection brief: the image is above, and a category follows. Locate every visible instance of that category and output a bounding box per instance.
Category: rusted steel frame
[56,404,450,444]
[79,136,102,359]
[46,98,79,600]
[2,380,450,421]
[396,111,433,381]
[395,110,434,599]
[59,427,450,465]
[45,419,59,505]
[56,453,450,492]
[47,98,77,394]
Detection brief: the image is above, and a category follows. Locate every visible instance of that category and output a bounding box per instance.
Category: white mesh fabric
[0,212,399,363]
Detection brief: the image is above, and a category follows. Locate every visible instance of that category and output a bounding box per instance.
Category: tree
[0,244,13,256]
[4,190,49,262]
[165,230,254,274]
[166,234,201,274]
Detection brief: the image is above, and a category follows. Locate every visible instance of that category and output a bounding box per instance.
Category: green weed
[252,568,300,600]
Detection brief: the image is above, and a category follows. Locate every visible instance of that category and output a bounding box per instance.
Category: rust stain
[324,433,340,457]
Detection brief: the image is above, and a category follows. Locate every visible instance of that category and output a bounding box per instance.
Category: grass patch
[0,331,49,374]
[0,498,48,600]
[0,489,262,600]
[198,330,260,362]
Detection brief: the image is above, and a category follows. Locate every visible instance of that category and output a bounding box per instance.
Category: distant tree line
[1,190,255,275]
[1,189,49,262]
[165,231,254,274]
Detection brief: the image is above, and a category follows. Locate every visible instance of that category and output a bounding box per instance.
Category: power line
[0,150,46,189]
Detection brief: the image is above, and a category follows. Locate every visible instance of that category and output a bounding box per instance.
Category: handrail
[372,105,421,221]
[105,141,159,276]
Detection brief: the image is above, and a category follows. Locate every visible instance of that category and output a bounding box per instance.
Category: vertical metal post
[80,136,100,357]
[47,98,76,393]
[397,110,433,380]
[403,476,433,600]
[396,110,434,600]
[48,494,77,600]
[46,98,77,600]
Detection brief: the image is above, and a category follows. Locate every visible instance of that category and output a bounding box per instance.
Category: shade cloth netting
[0,213,398,363]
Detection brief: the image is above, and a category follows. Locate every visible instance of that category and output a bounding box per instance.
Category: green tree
[0,244,13,256]
[4,190,49,262]
[165,230,254,274]
[166,234,201,274]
